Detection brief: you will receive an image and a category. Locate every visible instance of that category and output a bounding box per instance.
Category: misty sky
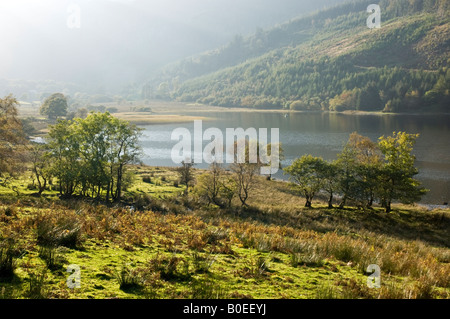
[0,0,346,92]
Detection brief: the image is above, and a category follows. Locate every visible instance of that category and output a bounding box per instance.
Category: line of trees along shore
[41,112,142,201]
[284,132,427,213]
[1,95,142,202]
[1,95,427,212]
[191,131,427,213]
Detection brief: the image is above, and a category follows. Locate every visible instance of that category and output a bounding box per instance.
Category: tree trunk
[227,196,233,208]
[339,195,347,209]
[239,189,248,206]
[116,164,123,201]
[385,201,391,213]
[106,165,114,202]
[305,196,312,208]
[328,192,333,209]
[106,182,110,202]
[33,167,42,194]
[110,178,114,199]
[368,197,373,208]
[239,186,249,206]
[38,177,47,195]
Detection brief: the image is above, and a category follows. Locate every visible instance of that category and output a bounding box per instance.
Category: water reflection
[139,112,450,204]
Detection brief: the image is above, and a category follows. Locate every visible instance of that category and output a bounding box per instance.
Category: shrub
[332,244,355,263]
[202,228,229,246]
[411,276,436,299]
[187,233,207,251]
[290,252,325,268]
[256,256,269,275]
[0,245,17,281]
[189,278,228,299]
[39,246,66,271]
[24,269,48,299]
[238,256,270,279]
[133,193,152,210]
[3,206,17,217]
[290,100,308,110]
[315,284,340,299]
[115,264,143,291]
[192,252,216,274]
[147,254,191,281]
[337,278,373,299]
[142,176,152,184]
[35,212,83,249]
[376,278,405,299]
[320,233,368,266]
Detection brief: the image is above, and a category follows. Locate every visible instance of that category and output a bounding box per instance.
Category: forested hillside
[151,0,450,113]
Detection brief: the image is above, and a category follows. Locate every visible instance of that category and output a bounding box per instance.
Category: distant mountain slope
[152,0,449,113]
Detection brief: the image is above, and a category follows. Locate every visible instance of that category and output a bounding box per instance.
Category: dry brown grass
[0,166,449,298]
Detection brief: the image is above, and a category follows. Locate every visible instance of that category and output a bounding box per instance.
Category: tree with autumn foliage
[336,132,383,208]
[376,132,428,213]
[0,95,27,182]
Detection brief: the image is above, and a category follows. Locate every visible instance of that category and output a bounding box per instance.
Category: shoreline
[112,113,214,125]
[127,100,450,117]
[129,164,450,208]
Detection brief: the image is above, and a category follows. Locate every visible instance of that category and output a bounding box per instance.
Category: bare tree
[196,162,236,208]
[229,140,261,206]
[177,160,195,195]
[29,143,52,195]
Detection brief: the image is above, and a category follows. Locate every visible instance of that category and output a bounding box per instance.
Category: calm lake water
[139,111,450,205]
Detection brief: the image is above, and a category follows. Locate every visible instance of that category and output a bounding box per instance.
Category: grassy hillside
[1,166,449,299]
[152,0,450,113]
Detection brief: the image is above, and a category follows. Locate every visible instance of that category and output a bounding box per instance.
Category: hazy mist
[0,0,347,94]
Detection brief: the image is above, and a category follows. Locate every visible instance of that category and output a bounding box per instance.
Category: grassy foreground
[0,166,449,299]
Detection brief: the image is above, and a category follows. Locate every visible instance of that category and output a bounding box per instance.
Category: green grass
[126,166,184,198]
[0,166,449,299]
[1,235,370,299]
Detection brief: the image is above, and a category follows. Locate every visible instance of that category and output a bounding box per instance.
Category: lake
[138,111,450,205]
